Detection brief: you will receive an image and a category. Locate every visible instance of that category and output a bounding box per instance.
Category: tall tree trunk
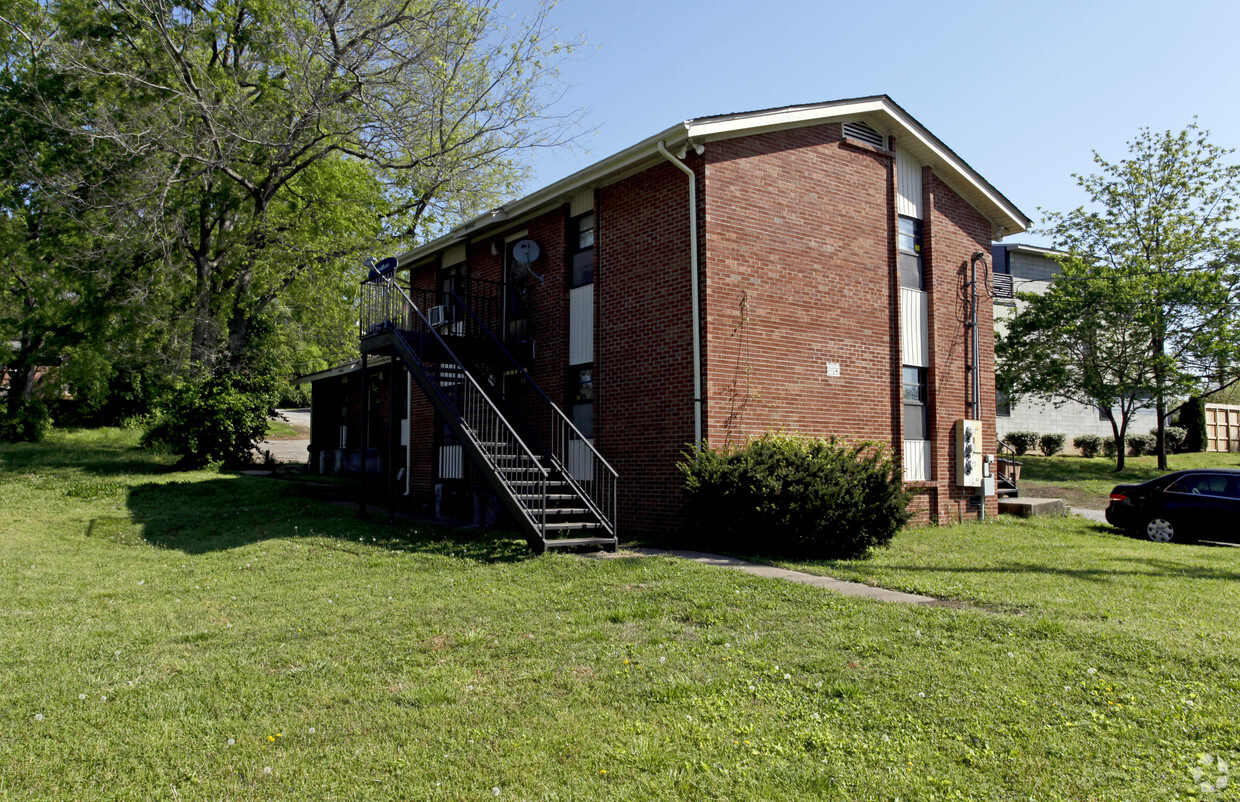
[4,334,44,418]
[189,253,217,376]
[1107,410,1127,472]
[1153,333,1168,470]
[225,267,253,367]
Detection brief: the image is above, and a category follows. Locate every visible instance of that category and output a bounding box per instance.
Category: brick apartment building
[301,95,1031,552]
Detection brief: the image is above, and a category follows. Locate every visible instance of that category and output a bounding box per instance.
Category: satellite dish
[512,239,540,264]
[509,239,544,284]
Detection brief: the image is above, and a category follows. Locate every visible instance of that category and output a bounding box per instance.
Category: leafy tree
[2,0,579,457]
[15,0,578,373]
[0,1,167,437]
[997,256,1158,470]
[1036,123,1240,469]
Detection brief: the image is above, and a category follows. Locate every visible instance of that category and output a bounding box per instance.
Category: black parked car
[1105,468,1240,543]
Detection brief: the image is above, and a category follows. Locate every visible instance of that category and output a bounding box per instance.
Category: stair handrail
[448,288,617,536]
[449,288,618,478]
[364,275,549,483]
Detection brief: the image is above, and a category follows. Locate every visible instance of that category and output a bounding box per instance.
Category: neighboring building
[303,96,1030,550]
[991,243,1157,448]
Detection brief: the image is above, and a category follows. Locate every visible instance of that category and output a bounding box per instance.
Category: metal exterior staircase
[360,274,618,553]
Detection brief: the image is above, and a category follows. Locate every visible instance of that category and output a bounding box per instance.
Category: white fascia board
[393,122,692,269]
[685,98,890,140]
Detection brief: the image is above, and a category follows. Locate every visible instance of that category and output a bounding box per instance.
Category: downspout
[657,139,703,451]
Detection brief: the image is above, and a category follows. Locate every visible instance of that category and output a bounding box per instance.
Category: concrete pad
[596,548,961,607]
[998,497,1066,518]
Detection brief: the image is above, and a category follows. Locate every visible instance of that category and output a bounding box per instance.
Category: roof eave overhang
[685,96,1031,236]
[392,96,1030,269]
[393,121,693,270]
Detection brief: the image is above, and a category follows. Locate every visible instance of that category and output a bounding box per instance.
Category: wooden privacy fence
[1205,404,1240,453]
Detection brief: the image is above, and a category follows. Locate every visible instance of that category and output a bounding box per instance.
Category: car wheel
[1145,517,1177,543]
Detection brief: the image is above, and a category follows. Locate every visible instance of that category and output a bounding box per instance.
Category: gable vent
[843,120,885,149]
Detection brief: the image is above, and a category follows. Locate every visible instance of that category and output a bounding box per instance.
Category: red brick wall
[364,122,1001,534]
[597,161,698,539]
[701,124,899,448]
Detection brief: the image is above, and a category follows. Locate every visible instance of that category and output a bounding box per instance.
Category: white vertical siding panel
[443,243,466,266]
[900,287,929,367]
[903,440,931,481]
[569,284,594,365]
[570,189,594,217]
[896,147,922,220]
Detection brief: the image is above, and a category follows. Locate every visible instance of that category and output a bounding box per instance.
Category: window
[996,388,1011,418]
[568,364,594,439]
[898,216,923,290]
[1170,473,1232,497]
[570,212,594,288]
[903,366,927,440]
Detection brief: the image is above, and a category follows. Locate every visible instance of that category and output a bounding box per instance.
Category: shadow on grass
[123,475,532,563]
[0,438,176,478]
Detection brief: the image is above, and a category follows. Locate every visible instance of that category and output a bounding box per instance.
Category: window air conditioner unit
[426,305,453,327]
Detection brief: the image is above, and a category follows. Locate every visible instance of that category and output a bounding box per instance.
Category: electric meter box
[955,419,983,488]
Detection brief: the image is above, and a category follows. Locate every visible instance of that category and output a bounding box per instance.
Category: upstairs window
[903,365,928,440]
[898,216,923,290]
[570,212,594,288]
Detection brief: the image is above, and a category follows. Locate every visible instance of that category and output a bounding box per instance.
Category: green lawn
[264,417,309,440]
[1018,451,1240,508]
[2,430,1238,799]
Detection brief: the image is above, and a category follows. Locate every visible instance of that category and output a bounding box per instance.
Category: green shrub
[1177,397,1207,452]
[1102,437,1118,457]
[1004,431,1040,456]
[0,401,52,443]
[1127,433,1155,456]
[1151,426,1187,454]
[1073,434,1102,458]
[679,433,911,559]
[143,325,284,468]
[1038,433,1066,457]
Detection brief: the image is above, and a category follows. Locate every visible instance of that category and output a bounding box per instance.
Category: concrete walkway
[597,548,962,607]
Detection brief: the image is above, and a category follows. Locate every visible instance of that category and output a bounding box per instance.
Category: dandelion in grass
[492,787,501,796]
[1087,667,1097,675]
[308,728,316,735]
[227,739,235,746]
[783,674,791,680]
[918,692,925,698]
[264,767,272,775]
[79,694,86,700]
[34,713,44,721]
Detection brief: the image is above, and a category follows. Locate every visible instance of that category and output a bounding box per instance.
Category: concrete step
[998,497,1066,518]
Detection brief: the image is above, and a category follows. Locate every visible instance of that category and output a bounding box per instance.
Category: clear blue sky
[506,0,1240,247]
